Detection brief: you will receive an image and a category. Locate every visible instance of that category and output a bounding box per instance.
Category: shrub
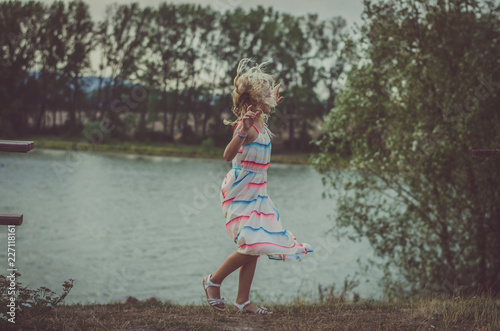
[83,121,111,144]
[0,272,74,326]
[201,137,215,148]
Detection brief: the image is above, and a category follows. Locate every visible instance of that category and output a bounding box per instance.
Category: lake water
[0,148,384,305]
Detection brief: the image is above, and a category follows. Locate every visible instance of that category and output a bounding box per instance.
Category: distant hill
[27,72,133,93]
[26,73,225,104]
[80,76,116,93]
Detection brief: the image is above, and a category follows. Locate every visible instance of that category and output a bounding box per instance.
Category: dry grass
[1,293,498,330]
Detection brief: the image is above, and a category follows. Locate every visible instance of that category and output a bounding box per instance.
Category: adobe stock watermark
[268,103,293,133]
[178,163,229,225]
[91,265,141,304]
[50,51,177,183]
[7,21,36,50]
[7,5,60,50]
[215,0,245,11]
[51,83,153,183]
[415,275,470,300]
[444,64,500,124]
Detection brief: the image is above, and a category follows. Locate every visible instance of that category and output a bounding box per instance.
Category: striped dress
[220,123,313,261]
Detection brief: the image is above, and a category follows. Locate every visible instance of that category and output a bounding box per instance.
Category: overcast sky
[39,0,366,29]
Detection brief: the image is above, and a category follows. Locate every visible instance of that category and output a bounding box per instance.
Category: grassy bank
[2,294,498,330]
[32,137,313,165]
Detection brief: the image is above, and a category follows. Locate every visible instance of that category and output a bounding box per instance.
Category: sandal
[233,300,272,314]
[202,274,226,312]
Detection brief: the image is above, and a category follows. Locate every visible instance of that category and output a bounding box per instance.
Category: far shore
[30,137,313,165]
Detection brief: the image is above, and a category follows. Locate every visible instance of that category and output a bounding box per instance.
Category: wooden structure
[472,149,500,158]
[0,140,34,226]
[0,140,34,153]
[0,214,23,226]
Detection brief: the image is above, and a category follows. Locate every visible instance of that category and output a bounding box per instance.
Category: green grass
[33,137,313,165]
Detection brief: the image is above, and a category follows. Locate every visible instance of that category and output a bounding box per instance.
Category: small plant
[0,271,74,325]
[201,137,215,148]
[83,121,111,143]
[318,276,360,303]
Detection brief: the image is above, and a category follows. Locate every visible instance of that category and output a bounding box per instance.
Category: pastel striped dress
[220,123,313,261]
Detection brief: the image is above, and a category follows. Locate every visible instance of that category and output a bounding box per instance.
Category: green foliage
[318,276,360,303]
[0,0,95,136]
[0,1,346,152]
[312,0,500,299]
[201,137,215,149]
[83,121,110,143]
[0,272,74,326]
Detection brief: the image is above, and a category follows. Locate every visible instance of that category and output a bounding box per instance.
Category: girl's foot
[202,274,225,312]
[234,300,272,314]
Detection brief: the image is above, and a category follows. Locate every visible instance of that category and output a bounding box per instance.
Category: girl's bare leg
[235,256,265,312]
[236,257,257,303]
[205,251,258,302]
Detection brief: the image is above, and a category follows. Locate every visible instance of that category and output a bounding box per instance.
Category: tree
[177,4,218,142]
[0,1,45,136]
[94,3,153,138]
[145,2,185,139]
[0,1,347,147]
[215,8,346,149]
[62,0,95,133]
[311,0,500,299]
[33,1,66,133]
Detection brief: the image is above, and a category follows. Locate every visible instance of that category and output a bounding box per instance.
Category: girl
[202,58,313,314]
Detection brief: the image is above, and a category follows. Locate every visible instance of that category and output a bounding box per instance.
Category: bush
[82,121,111,144]
[201,137,215,148]
[148,131,173,143]
[178,126,203,145]
[0,272,74,326]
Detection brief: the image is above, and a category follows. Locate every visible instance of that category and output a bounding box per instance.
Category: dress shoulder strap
[233,121,260,133]
[233,122,260,134]
[233,121,241,134]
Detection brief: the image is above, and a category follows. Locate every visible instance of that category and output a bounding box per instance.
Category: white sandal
[233,300,272,314]
[202,274,226,312]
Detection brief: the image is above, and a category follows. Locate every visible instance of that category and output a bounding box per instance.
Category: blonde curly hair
[223,58,278,137]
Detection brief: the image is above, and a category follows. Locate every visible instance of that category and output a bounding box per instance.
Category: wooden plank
[472,149,500,158]
[0,140,34,153]
[0,214,23,226]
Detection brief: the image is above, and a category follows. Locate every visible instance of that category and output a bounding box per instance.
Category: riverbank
[2,294,498,330]
[32,137,313,165]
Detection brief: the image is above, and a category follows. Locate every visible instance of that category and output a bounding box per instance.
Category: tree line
[312,0,500,298]
[0,0,346,149]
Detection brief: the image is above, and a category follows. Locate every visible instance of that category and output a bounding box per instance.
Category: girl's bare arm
[223,106,260,162]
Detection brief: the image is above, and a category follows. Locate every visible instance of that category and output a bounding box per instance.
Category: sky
[39,0,366,29]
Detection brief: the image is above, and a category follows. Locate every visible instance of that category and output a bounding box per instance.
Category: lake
[0,148,384,305]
